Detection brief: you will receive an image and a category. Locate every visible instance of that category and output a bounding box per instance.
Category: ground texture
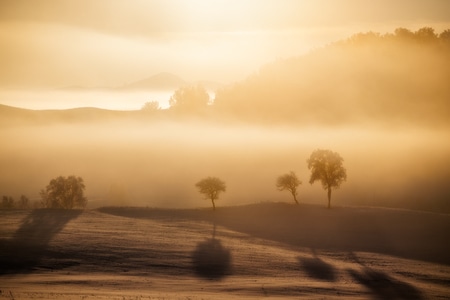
[1,203,449,299]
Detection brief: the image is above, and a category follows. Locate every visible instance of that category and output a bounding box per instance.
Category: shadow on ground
[98,203,450,266]
[298,249,336,282]
[348,267,423,300]
[0,209,81,275]
[191,223,232,280]
[347,252,423,300]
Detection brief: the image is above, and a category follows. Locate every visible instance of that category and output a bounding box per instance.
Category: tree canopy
[40,175,87,209]
[195,177,226,211]
[141,101,160,112]
[169,85,210,113]
[276,171,302,204]
[307,149,347,209]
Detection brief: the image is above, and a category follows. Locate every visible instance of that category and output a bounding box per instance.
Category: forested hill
[213,28,450,126]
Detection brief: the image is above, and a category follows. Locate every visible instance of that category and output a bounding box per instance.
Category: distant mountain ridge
[0,104,137,126]
[59,72,223,92]
[119,72,224,91]
[118,72,187,90]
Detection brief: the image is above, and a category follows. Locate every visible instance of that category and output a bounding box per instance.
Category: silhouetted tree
[415,27,437,41]
[307,149,347,209]
[1,196,14,209]
[394,27,415,40]
[276,171,302,204]
[195,177,226,211]
[439,29,450,42]
[141,101,160,112]
[17,195,29,209]
[169,85,210,112]
[40,175,87,209]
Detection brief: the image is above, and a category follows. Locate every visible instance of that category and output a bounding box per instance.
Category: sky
[1,0,450,89]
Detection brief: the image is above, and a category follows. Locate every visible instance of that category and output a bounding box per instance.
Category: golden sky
[1,0,450,88]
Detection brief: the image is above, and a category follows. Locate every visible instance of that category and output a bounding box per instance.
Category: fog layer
[1,119,448,213]
[1,29,449,213]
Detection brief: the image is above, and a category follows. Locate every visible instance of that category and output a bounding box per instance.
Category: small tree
[141,101,160,112]
[40,175,87,209]
[307,149,347,209]
[1,196,14,209]
[195,177,226,211]
[18,195,29,209]
[276,171,302,204]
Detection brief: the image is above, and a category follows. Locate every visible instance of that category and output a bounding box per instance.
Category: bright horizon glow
[0,89,174,110]
[1,0,449,110]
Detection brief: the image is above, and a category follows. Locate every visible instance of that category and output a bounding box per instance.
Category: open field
[1,203,449,299]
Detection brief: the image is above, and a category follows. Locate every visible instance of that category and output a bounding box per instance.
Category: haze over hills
[2,2,450,299]
[58,72,224,92]
[1,28,449,215]
[0,72,224,110]
[117,72,187,91]
[25,27,449,127]
[214,28,450,126]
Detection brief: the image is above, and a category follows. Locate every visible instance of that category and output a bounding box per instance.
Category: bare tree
[195,177,226,211]
[276,171,302,204]
[40,175,87,209]
[307,149,347,209]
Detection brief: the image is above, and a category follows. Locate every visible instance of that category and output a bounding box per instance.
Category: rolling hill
[0,203,449,299]
[0,104,139,126]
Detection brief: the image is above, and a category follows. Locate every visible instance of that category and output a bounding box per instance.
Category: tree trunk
[211,198,216,211]
[293,193,299,205]
[327,187,331,209]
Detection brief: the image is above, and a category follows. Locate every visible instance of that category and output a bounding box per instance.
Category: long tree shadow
[97,203,450,265]
[347,252,423,300]
[0,209,82,275]
[191,223,232,280]
[298,249,336,281]
[348,268,423,300]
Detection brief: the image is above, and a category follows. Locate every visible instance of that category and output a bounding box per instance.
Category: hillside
[118,72,187,91]
[0,203,449,299]
[214,28,450,126]
[0,104,141,126]
[117,72,223,91]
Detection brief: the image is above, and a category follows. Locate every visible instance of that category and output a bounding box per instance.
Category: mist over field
[1,28,450,213]
[0,89,174,110]
[0,116,448,212]
[2,2,450,299]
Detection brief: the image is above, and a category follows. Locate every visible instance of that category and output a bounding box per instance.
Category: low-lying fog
[0,89,173,110]
[1,120,449,212]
